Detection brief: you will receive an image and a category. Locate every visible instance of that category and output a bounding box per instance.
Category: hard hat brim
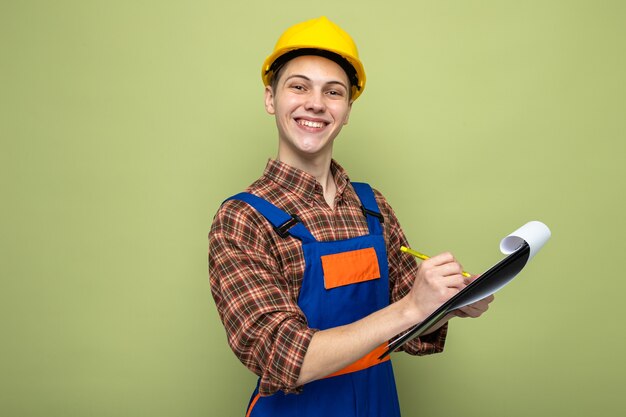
[261,46,366,101]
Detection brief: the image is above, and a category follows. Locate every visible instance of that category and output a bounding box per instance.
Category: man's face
[265,55,352,164]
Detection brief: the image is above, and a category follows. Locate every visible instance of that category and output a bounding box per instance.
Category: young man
[209,16,494,417]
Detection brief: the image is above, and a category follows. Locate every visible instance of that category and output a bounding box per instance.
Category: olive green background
[2,0,625,416]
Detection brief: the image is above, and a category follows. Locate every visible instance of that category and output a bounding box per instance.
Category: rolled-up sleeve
[374,191,447,355]
[209,200,316,396]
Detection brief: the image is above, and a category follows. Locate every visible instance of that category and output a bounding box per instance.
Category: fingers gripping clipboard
[379,221,551,359]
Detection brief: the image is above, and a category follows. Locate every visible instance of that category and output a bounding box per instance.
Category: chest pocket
[321,247,381,289]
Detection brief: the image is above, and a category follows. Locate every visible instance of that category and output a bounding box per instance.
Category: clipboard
[379,221,550,359]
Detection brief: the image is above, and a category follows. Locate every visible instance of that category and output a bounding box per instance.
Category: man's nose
[304,90,326,112]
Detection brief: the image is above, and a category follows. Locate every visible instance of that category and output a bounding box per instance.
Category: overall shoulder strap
[351,182,384,235]
[225,192,316,243]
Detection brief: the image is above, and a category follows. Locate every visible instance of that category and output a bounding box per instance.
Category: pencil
[400,246,472,278]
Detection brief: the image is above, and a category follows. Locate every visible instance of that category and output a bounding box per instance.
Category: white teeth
[298,119,325,128]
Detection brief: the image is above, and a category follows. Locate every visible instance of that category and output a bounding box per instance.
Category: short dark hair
[268,48,358,100]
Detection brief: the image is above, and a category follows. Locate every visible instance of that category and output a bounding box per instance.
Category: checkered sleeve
[373,190,447,355]
[209,199,316,396]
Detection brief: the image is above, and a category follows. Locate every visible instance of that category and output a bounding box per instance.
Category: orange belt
[324,343,390,379]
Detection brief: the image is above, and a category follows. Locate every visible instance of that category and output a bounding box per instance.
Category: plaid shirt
[209,159,447,396]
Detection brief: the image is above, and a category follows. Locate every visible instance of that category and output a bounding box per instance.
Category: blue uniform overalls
[227,182,401,417]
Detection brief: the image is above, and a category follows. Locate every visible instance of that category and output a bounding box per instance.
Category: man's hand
[453,294,495,318]
[406,252,468,322]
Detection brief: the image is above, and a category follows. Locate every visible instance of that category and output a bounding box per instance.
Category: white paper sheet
[500,220,551,260]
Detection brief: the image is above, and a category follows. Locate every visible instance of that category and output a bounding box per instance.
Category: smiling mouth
[296,119,327,129]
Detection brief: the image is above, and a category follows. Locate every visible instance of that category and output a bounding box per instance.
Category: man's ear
[264,86,275,115]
